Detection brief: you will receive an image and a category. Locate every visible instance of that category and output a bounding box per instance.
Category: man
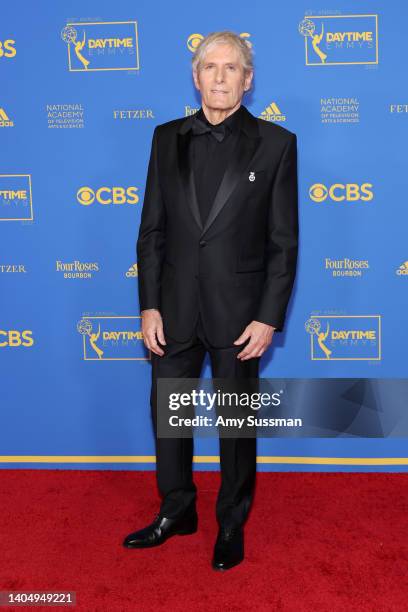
[123,30,298,570]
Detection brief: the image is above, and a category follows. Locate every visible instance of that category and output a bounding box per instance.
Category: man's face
[193,43,253,112]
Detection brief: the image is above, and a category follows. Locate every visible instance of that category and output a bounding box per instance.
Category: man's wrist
[141,308,160,315]
[253,318,279,331]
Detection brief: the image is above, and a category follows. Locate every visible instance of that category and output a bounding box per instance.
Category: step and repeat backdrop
[1,1,407,471]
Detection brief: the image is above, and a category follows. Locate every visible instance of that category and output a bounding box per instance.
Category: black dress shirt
[191,105,244,226]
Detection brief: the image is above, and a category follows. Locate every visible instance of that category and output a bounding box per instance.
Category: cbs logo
[187,32,251,52]
[0,330,33,347]
[0,40,16,58]
[309,183,373,203]
[77,186,139,205]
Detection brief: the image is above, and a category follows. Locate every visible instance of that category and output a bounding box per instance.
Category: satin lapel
[200,131,262,237]
[177,131,202,232]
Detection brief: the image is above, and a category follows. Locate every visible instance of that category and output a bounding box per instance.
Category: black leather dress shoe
[212,526,244,571]
[123,510,198,548]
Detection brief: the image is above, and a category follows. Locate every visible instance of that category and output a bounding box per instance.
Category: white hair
[192,30,254,77]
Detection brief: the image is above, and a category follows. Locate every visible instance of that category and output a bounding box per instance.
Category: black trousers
[150,312,259,529]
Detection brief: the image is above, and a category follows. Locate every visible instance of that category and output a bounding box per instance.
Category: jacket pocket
[234,269,265,287]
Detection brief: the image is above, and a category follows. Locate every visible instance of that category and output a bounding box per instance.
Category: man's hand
[141,309,166,356]
[233,320,276,361]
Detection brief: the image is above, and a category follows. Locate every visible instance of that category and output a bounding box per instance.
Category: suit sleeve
[136,126,166,312]
[254,133,299,331]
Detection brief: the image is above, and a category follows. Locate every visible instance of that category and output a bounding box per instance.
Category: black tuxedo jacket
[137,105,298,347]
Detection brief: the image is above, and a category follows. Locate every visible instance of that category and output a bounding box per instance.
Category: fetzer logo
[61,21,140,72]
[305,315,381,360]
[298,14,378,66]
[77,316,148,360]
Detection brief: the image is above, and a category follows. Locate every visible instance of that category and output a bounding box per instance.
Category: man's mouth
[211,90,228,94]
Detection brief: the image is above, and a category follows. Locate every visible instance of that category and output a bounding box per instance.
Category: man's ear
[244,70,253,92]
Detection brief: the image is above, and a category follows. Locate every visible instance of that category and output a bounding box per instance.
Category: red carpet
[0,470,407,611]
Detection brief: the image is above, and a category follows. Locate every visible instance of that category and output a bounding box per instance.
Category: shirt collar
[195,104,243,135]
[178,104,259,139]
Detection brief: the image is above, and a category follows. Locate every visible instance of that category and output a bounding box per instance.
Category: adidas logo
[126,263,138,277]
[259,102,286,123]
[0,107,13,127]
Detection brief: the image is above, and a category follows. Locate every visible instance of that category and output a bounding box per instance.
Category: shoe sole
[123,525,198,549]
[212,557,243,571]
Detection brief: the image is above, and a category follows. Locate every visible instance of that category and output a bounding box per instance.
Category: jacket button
[199,240,207,247]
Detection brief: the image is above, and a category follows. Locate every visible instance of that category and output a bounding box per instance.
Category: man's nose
[214,69,225,82]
